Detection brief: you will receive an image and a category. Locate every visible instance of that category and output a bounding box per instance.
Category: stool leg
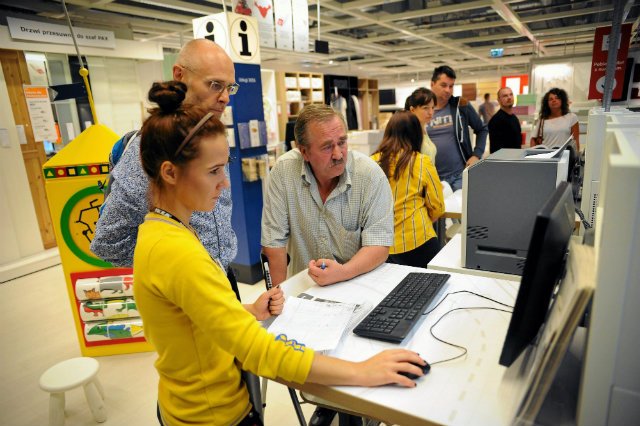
[49,392,65,426]
[93,377,105,400]
[83,381,107,423]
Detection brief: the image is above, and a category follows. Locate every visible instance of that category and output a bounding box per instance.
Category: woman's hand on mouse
[354,349,426,387]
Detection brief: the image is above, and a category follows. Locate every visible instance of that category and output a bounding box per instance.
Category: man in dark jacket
[427,65,487,191]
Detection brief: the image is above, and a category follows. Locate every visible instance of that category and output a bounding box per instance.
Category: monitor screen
[379,89,396,106]
[499,181,575,367]
[284,120,296,151]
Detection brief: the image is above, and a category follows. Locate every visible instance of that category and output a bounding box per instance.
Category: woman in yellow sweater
[133,82,426,426]
[372,111,445,268]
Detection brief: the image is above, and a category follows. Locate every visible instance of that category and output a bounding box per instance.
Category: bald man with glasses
[92,39,241,297]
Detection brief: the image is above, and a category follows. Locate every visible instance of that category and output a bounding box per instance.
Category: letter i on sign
[205,21,215,43]
[228,15,260,63]
[238,20,251,57]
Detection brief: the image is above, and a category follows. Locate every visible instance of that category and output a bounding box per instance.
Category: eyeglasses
[179,64,239,95]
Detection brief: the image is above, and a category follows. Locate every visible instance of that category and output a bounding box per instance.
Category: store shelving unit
[357,78,380,130]
[275,71,324,142]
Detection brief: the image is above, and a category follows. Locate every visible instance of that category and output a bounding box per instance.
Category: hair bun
[148,81,187,113]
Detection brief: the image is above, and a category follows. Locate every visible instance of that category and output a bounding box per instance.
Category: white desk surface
[279,263,529,426]
[428,234,521,282]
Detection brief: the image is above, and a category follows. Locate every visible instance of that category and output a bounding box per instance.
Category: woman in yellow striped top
[372,111,445,267]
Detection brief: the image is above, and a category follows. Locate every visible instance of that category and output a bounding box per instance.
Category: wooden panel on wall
[22,150,56,247]
[461,83,477,102]
[0,49,56,249]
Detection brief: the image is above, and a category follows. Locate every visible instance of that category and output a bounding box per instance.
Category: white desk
[428,234,521,282]
[279,263,529,426]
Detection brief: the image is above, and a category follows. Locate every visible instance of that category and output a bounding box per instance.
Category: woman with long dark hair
[372,111,444,267]
[134,82,426,426]
[531,87,580,151]
[405,87,437,163]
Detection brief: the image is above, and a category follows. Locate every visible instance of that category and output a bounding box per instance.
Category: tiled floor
[0,263,318,425]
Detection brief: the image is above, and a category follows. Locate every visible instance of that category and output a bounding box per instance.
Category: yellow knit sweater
[134,213,314,425]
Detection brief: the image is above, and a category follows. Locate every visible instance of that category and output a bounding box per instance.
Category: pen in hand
[264,261,273,291]
[320,254,337,270]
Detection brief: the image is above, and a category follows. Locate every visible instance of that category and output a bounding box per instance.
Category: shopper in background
[372,111,444,267]
[478,93,495,124]
[428,65,487,191]
[91,38,241,298]
[135,82,426,426]
[530,87,580,151]
[405,87,438,163]
[488,87,522,153]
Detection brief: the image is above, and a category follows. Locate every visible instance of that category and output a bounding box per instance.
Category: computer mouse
[399,360,431,380]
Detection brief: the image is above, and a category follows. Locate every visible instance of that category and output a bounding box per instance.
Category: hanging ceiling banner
[274,0,293,51]
[291,0,309,53]
[7,17,116,49]
[588,23,632,100]
[253,0,276,49]
[232,0,275,48]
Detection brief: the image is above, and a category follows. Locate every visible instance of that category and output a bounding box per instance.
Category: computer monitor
[379,89,396,106]
[284,120,296,151]
[499,181,575,367]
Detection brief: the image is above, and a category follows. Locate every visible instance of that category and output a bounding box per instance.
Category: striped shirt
[371,151,444,254]
[261,149,393,276]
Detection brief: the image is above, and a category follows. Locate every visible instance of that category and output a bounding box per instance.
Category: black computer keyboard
[353,272,450,343]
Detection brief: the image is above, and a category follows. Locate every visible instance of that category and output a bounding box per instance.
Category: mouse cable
[574,206,592,229]
[422,290,514,318]
[428,306,513,366]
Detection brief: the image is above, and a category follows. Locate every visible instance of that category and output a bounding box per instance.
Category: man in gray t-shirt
[429,104,465,179]
[427,66,487,191]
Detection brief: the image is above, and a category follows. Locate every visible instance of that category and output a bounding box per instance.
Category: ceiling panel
[0,0,638,83]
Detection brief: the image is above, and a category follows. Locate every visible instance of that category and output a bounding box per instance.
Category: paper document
[297,293,372,332]
[267,296,358,352]
[526,136,573,159]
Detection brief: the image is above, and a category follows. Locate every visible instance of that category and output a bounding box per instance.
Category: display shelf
[357,78,380,130]
[275,71,324,142]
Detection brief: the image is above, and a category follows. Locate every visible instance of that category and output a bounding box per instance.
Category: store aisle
[0,264,316,425]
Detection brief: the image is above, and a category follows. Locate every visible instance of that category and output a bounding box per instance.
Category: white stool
[39,357,107,426]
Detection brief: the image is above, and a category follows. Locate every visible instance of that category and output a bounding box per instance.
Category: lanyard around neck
[152,207,199,242]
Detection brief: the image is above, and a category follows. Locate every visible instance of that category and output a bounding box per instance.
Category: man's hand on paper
[247,286,285,320]
[308,258,342,286]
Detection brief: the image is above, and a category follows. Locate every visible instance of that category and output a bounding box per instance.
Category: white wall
[0,65,44,265]
[137,59,165,119]
[87,56,146,135]
[530,55,592,106]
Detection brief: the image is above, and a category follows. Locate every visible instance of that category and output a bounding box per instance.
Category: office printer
[462,148,569,275]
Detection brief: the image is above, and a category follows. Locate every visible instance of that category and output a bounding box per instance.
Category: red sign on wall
[588,24,632,100]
